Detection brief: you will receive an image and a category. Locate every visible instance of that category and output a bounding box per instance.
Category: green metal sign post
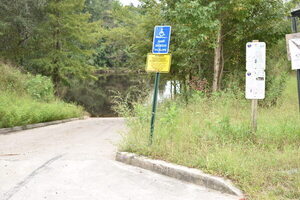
[147,25,172,145]
[149,72,160,144]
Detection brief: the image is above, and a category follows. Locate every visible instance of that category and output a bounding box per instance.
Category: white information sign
[246,42,266,71]
[245,71,266,100]
[289,38,300,70]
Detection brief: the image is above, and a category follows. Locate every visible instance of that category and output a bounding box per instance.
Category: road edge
[0,117,89,135]
[116,152,245,198]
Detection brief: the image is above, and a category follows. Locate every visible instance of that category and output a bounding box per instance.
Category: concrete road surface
[0,118,239,200]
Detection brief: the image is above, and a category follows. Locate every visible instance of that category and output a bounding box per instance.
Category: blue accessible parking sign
[152,26,171,54]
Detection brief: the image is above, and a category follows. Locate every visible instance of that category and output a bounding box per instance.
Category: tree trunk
[218,44,224,90]
[212,23,223,92]
[182,77,188,105]
[198,62,202,78]
[173,81,177,97]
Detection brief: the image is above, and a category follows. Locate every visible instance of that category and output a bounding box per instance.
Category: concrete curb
[116,152,244,198]
[0,116,88,135]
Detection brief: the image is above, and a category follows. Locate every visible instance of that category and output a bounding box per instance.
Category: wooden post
[251,99,258,132]
[251,40,259,133]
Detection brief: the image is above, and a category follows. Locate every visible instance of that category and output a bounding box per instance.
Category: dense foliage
[161,0,291,91]
[0,0,297,113]
[0,62,84,128]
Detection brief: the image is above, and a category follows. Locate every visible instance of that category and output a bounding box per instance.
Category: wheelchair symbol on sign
[157,28,166,38]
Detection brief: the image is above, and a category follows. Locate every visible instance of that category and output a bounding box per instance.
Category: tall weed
[25,75,55,101]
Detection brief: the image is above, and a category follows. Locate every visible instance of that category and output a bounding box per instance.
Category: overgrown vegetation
[0,63,84,128]
[118,75,300,200]
[0,0,296,115]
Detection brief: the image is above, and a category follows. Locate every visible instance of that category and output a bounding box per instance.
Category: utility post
[291,9,300,112]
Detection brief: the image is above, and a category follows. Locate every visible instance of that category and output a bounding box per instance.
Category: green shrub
[262,70,288,107]
[0,63,56,101]
[0,62,84,128]
[26,74,55,101]
[261,39,290,107]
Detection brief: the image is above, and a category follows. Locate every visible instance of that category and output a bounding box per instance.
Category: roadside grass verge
[119,75,300,200]
[0,93,83,128]
[0,62,84,128]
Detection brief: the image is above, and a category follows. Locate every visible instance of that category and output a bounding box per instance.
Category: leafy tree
[84,0,115,25]
[92,1,162,70]
[0,0,46,62]
[25,0,101,88]
[160,0,291,91]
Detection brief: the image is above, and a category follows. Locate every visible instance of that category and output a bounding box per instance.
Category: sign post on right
[286,11,300,113]
[288,37,300,70]
[245,41,266,133]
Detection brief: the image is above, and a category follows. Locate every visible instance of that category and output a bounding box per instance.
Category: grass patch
[0,93,83,128]
[0,62,84,128]
[120,75,300,200]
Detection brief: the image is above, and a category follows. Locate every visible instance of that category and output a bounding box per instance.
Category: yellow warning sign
[146,53,172,73]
